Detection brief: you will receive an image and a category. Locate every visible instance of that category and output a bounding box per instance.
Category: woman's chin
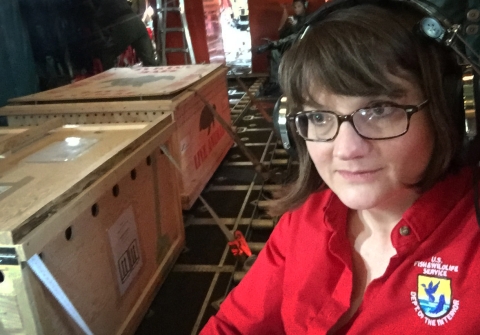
[336,192,382,211]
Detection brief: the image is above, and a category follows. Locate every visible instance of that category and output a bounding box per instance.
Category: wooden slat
[8,64,224,103]
[1,100,174,116]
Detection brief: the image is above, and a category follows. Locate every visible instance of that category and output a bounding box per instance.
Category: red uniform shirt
[201,168,480,334]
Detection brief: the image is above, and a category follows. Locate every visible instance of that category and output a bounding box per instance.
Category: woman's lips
[336,168,382,182]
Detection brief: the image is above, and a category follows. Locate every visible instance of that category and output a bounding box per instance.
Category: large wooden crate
[0,114,184,335]
[0,64,233,209]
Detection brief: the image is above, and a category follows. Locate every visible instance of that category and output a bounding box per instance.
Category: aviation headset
[272,0,480,221]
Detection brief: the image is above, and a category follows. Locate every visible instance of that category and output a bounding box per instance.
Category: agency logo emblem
[417,275,451,318]
[410,257,460,326]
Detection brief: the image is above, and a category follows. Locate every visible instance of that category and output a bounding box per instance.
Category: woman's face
[304,76,434,211]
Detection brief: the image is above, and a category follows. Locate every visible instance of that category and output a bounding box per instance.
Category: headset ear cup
[443,70,465,140]
[273,96,298,157]
[286,122,298,158]
[442,66,467,162]
[474,74,480,140]
[464,74,480,165]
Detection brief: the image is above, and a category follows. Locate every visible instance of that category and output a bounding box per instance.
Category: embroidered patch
[410,257,460,326]
[417,275,451,318]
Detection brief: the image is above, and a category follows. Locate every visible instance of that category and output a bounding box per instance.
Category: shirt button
[399,226,411,236]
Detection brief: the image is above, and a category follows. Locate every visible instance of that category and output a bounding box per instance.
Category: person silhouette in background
[263,0,308,96]
[88,0,157,70]
[130,0,146,18]
[278,0,308,42]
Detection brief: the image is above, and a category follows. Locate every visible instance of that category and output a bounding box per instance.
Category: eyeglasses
[288,100,429,142]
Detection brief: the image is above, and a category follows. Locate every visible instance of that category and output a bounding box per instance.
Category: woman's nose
[332,122,370,159]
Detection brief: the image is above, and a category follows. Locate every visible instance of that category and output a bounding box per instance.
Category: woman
[201,2,479,334]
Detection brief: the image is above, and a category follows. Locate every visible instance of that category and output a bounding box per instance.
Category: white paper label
[108,206,143,295]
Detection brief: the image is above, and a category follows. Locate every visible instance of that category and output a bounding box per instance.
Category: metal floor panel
[209,165,263,186]
[224,144,274,163]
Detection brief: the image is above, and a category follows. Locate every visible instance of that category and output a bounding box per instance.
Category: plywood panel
[9,64,223,103]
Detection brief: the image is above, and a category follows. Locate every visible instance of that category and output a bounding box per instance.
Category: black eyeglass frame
[287,99,429,142]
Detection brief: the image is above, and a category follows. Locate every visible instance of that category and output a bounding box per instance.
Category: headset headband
[302,0,480,72]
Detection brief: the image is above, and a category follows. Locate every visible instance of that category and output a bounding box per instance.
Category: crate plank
[8,64,223,102]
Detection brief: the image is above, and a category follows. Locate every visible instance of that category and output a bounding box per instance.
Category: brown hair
[267,3,464,216]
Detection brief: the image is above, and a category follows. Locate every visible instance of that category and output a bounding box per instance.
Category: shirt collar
[323,190,347,232]
[401,167,473,242]
[322,167,473,244]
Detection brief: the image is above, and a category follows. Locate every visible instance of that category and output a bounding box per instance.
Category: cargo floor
[135,76,294,335]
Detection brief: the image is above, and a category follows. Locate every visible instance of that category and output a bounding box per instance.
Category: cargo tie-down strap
[27,254,94,335]
[188,88,271,180]
[160,144,253,258]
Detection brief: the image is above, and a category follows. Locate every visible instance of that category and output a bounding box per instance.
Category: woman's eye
[313,113,325,123]
[371,107,386,116]
[366,106,398,118]
[310,112,329,125]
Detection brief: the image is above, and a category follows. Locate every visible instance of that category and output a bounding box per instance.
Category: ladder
[157,0,196,65]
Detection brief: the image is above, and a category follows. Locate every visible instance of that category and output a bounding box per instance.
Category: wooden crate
[1,64,234,209]
[0,114,184,335]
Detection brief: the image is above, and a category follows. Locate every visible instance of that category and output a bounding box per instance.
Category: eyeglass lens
[296,106,409,141]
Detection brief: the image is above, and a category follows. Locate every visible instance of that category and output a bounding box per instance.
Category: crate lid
[8,64,224,104]
[0,114,173,245]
